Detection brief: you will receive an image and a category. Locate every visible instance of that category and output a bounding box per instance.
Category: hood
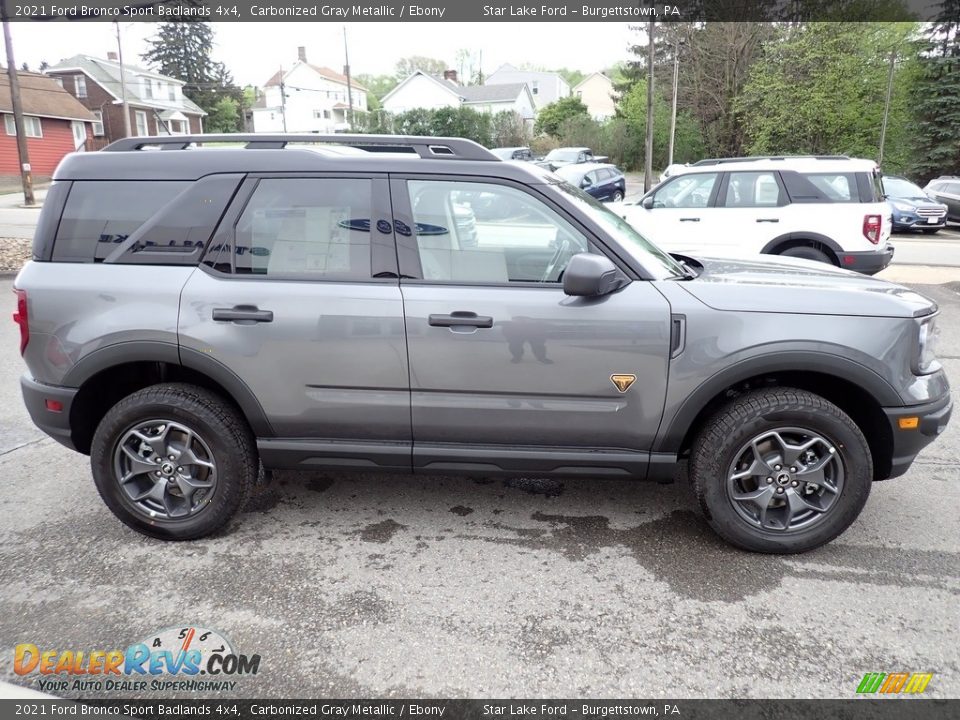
[677,255,936,319]
[888,196,947,209]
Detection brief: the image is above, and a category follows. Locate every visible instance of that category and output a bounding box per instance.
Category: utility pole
[1,12,34,206]
[878,48,896,167]
[667,37,682,168]
[644,21,655,192]
[343,26,353,131]
[279,66,288,132]
[114,21,131,137]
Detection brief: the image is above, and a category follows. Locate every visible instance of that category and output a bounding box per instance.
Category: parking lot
[1,259,957,698]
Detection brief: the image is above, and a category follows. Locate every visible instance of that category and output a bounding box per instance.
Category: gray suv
[13,134,952,553]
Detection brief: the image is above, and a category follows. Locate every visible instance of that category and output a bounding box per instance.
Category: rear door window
[803,173,858,202]
[723,172,783,207]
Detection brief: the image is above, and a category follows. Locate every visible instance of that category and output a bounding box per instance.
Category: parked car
[14,134,951,553]
[659,163,689,184]
[491,146,534,161]
[881,175,948,234]
[611,156,894,275]
[923,176,960,223]
[555,162,626,202]
[542,146,608,171]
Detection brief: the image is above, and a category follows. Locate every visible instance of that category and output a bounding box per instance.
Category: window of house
[227,178,374,280]
[91,110,104,136]
[74,75,87,98]
[53,77,64,88]
[142,78,153,99]
[135,111,148,136]
[168,85,176,101]
[4,114,42,138]
[406,180,591,284]
[532,80,539,95]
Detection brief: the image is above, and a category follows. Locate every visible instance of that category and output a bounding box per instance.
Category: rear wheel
[612,190,624,202]
[91,383,256,540]
[690,388,872,553]
[779,245,833,265]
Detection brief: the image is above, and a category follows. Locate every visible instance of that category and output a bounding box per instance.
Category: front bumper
[21,374,79,452]
[883,394,953,479]
[892,213,946,231]
[840,245,894,275]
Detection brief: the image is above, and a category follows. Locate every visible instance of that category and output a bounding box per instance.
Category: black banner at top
[0,0,953,22]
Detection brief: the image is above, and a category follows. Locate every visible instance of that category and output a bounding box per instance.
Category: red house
[0,70,94,181]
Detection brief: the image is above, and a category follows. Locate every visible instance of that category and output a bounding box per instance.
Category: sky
[5,22,640,86]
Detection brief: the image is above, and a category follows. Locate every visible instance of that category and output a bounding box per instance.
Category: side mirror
[641,196,655,210]
[563,253,628,297]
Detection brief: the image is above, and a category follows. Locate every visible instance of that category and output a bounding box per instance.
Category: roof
[46,55,206,116]
[679,156,880,174]
[461,83,527,103]
[264,62,368,91]
[0,70,94,122]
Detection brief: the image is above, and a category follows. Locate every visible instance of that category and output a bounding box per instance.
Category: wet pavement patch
[357,519,406,543]
[504,477,565,497]
[450,505,474,516]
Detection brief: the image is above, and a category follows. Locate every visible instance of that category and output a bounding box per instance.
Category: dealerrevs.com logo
[856,672,934,695]
[14,626,260,694]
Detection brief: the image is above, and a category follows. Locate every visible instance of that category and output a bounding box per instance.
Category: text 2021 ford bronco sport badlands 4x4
[14,134,952,553]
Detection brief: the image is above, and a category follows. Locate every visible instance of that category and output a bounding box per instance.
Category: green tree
[534,96,589,137]
[490,111,530,147]
[141,21,244,131]
[355,73,397,100]
[395,56,449,78]
[911,1,960,182]
[737,22,919,172]
[205,96,240,133]
[618,79,704,169]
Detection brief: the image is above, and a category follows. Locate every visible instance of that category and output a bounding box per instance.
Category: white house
[381,70,535,121]
[485,64,570,110]
[249,47,367,133]
[573,73,617,120]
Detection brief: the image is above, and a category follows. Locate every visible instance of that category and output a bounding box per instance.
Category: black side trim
[883,394,953,479]
[257,438,412,471]
[414,443,650,478]
[656,352,903,453]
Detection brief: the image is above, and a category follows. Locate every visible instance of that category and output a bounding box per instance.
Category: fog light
[898,417,919,430]
[45,399,63,413]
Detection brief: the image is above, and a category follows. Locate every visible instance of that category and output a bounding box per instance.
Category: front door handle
[428,311,493,328]
[679,217,700,222]
[212,306,274,324]
[756,218,780,223]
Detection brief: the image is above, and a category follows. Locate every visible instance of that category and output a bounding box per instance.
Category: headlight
[891,201,914,212]
[916,315,941,374]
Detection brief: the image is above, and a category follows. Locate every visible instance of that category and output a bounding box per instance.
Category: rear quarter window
[53,181,189,262]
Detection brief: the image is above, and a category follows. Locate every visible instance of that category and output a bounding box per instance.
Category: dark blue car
[882,175,948,234]
[555,162,626,202]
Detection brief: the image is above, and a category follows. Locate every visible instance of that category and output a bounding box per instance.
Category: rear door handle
[679,217,700,222]
[756,218,780,223]
[428,311,493,328]
[212,306,274,324]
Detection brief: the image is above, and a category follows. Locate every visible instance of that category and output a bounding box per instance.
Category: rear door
[178,173,411,470]
[391,175,672,476]
[711,170,788,255]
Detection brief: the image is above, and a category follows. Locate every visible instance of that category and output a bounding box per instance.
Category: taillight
[863,214,882,245]
[12,289,28,355]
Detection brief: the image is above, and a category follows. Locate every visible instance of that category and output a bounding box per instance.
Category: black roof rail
[691,155,852,166]
[101,133,499,160]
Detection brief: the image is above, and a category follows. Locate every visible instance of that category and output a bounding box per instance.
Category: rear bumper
[883,394,953,479]
[840,246,894,275]
[21,374,79,452]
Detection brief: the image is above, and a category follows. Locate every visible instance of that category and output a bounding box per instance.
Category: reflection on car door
[390,176,672,476]
[178,174,412,469]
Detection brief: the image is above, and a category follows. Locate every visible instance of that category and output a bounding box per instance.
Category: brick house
[46,54,205,147]
[0,70,94,180]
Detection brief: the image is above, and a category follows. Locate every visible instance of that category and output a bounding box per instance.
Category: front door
[391,177,672,475]
[178,174,411,469]
[640,171,721,254]
[71,121,87,150]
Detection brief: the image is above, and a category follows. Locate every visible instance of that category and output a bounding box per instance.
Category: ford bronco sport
[13,134,953,553]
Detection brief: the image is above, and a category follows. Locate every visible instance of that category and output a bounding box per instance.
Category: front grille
[917,207,946,217]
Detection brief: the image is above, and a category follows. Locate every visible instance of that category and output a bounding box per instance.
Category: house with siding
[573,73,616,120]
[381,70,535,121]
[46,54,205,147]
[485,64,570,111]
[0,70,94,180]
[248,47,368,133]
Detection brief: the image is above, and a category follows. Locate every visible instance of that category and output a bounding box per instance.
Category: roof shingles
[0,70,94,122]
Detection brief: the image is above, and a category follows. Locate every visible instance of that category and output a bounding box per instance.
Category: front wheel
[91,383,257,540]
[612,190,624,202]
[689,388,872,553]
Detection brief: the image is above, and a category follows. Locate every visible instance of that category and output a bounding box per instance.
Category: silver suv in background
[13,134,952,553]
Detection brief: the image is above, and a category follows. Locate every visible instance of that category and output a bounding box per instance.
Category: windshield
[545,149,580,162]
[883,176,926,199]
[547,181,688,280]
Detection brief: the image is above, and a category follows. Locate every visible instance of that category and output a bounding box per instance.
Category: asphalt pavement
[0,276,957,700]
